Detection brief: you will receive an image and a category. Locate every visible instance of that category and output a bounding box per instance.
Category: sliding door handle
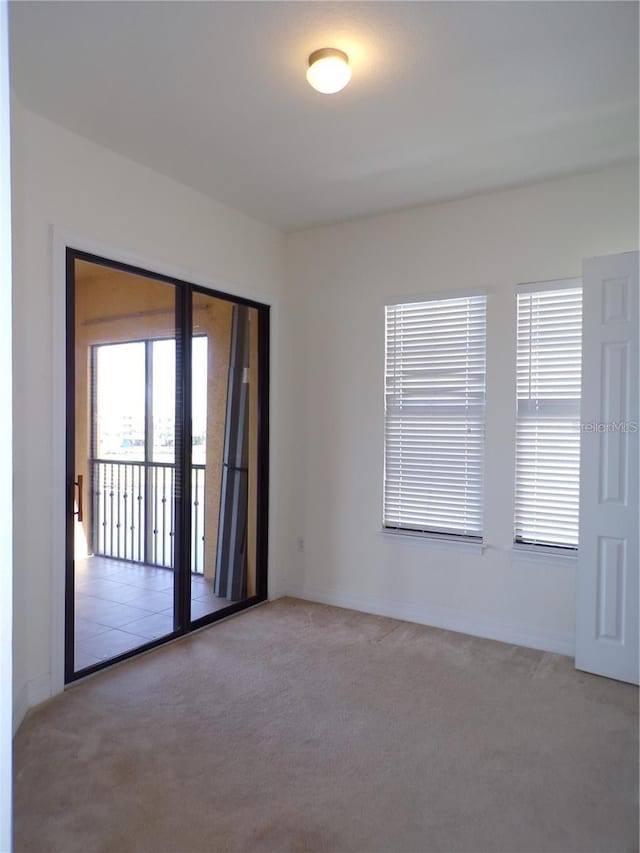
[73,474,83,524]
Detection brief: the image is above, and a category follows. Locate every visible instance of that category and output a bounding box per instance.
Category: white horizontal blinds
[515,283,582,548]
[384,295,487,538]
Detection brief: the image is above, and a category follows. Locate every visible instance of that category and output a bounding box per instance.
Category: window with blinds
[515,281,582,549]
[384,294,487,540]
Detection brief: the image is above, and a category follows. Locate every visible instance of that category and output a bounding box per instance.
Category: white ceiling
[9,1,639,231]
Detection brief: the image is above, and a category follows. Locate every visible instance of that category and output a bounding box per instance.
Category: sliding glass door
[66,250,268,682]
[189,292,262,622]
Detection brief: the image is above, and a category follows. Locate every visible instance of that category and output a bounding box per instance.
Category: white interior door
[576,251,639,684]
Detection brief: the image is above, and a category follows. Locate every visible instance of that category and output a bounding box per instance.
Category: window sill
[379,528,484,554]
[511,544,578,565]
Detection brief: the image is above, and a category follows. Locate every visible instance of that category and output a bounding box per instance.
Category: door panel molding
[576,250,639,684]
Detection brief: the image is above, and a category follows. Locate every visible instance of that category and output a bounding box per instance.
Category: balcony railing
[91,459,206,574]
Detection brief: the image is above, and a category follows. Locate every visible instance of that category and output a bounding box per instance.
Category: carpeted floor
[13,597,639,853]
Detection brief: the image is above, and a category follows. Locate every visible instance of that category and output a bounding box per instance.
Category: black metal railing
[91,459,206,573]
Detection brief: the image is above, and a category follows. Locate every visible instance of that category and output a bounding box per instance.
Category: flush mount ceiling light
[306,47,351,94]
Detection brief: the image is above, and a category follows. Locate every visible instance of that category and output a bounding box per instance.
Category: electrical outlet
[296,536,304,553]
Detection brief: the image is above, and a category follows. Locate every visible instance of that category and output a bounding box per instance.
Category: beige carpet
[13,598,639,853]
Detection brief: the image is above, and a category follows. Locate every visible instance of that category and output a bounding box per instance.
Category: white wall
[10,100,295,731]
[0,3,13,846]
[11,91,639,739]
[284,162,639,655]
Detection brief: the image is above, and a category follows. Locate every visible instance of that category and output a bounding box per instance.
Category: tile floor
[74,556,231,671]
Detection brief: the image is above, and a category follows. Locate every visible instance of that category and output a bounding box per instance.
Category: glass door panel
[70,258,179,677]
[189,292,259,621]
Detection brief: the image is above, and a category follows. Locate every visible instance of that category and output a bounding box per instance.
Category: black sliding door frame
[64,248,270,684]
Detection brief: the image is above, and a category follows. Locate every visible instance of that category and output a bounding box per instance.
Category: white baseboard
[285,584,575,658]
[12,673,52,736]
